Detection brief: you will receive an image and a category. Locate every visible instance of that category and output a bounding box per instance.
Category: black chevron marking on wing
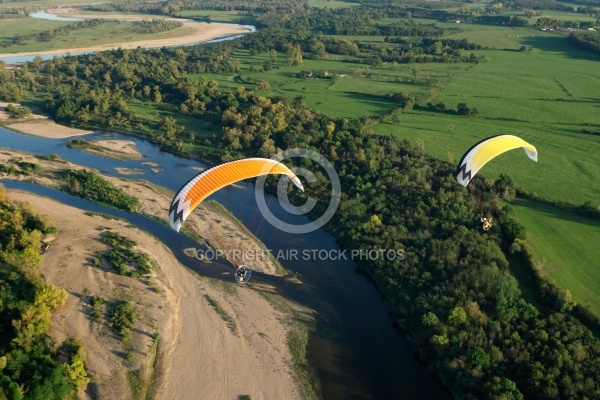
[169,198,185,224]
[456,162,472,182]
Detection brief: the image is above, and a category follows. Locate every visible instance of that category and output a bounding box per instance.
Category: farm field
[510,198,600,316]
[0,0,101,8]
[198,25,600,207]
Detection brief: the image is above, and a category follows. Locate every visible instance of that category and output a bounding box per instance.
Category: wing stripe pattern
[456,135,538,187]
[168,158,303,232]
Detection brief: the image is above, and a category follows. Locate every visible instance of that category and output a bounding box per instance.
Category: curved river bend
[0,128,450,399]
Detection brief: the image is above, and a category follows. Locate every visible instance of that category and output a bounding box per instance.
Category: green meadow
[195,25,599,207]
[307,0,355,8]
[0,0,101,8]
[510,198,600,316]
[0,18,71,39]
[175,10,259,25]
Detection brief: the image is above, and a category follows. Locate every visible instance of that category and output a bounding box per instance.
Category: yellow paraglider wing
[456,135,537,187]
[168,158,303,232]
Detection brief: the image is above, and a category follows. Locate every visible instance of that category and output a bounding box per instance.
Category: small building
[297,71,312,78]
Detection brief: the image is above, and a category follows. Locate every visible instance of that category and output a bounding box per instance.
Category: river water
[0,128,450,399]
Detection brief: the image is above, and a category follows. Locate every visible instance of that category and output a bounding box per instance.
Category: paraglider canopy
[456,135,537,231]
[168,158,303,232]
[235,265,252,284]
[455,134,537,187]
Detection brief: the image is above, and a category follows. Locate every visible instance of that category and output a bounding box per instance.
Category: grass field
[175,10,259,25]
[0,17,197,54]
[372,30,600,206]
[307,0,355,8]
[510,198,600,316]
[192,25,599,207]
[0,18,71,40]
[127,99,220,139]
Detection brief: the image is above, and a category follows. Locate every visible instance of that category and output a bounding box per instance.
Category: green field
[175,10,259,25]
[307,0,356,8]
[0,17,70,39]
[510,198,600,316]
[374,32,600,206]
[198,25,600,207]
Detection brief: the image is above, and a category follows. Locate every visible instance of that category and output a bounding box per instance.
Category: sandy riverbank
[0,102,93,138]
[4,9,250,59]
[6,189,305,400]
[68,139,145,160]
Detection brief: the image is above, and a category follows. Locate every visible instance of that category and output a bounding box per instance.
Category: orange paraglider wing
[168,158,303,232]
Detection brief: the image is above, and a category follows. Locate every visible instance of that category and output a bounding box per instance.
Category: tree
[269,49,277,63]
[422,312,439,327]
[448,306,467,326]
[257,80,271,91]
[153,89,162,104]
[286,44,303,67]
[412,66,420,80]
[469,346,490,366]
[457,103,470,115]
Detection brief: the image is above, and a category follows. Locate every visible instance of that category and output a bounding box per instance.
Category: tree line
[0,186,89,399]
[567,31,600,55]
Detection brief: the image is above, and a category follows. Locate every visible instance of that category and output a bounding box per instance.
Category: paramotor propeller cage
[235,265,252,284]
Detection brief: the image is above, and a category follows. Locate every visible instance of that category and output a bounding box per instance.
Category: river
[0,127,450,399]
